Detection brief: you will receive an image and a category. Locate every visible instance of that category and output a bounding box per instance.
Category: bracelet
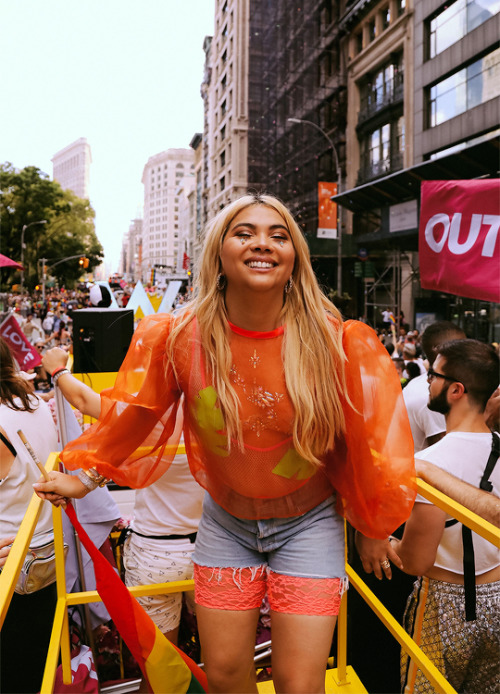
[78,469,99,491]
[51,366,68,378]
[52,369,70,385]
[78,467,110,490]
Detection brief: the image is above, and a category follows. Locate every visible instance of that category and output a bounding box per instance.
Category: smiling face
[219,204,296,297]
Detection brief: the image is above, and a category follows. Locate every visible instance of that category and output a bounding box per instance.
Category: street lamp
[21,219,47,294]
[287,118,343,295]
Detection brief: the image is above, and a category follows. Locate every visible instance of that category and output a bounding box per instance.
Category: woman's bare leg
[196,605,261,693]
[270,612,337,694]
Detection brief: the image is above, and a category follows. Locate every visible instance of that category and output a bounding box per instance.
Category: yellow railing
[1,454,498,693]
[332,479,500,694]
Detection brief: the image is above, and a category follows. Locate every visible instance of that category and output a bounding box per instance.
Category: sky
[0,0,215,273]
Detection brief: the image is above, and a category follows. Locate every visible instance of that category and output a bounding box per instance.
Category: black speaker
[72,308,134,373]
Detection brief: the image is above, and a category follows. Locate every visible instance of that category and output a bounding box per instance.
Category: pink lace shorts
[192,495,347,616]
[194,564,346,615]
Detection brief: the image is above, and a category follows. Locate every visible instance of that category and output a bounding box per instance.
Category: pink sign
[0,315,42,368]
[419,180,500,303]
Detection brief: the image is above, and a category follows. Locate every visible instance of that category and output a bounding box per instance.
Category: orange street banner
[317,182,338,239]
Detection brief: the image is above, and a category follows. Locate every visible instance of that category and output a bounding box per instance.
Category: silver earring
[284,276,293,294]
[216,273,226,291]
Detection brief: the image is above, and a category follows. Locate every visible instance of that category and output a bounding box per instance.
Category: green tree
[0,163,103,290]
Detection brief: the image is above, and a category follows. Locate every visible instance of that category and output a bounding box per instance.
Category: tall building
[120,218,143,283]
[51,137,92,199]
[202,0,347,291]
[204,0,250,218]
[141,148,195,282]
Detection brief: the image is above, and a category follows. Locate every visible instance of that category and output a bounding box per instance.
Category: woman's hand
[0,536,16,568]
[33,470,89,507]
[355,531,403,580]
[42,347,69,375]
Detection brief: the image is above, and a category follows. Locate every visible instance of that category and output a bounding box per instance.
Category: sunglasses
[427,368,467,392]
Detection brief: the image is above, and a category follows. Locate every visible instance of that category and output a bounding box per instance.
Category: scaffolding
[248,1,347,243]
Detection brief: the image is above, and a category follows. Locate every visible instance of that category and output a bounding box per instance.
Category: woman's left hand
[355,532,403,580]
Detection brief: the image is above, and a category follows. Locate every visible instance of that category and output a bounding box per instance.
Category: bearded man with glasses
[393,339,500,694]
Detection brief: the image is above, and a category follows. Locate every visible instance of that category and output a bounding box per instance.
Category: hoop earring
[284,276,293,294]
[216,273,226,291]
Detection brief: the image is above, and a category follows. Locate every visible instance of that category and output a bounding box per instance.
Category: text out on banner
[419,180,500,303]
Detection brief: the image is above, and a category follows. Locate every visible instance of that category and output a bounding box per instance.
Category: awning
[332,135,500,213]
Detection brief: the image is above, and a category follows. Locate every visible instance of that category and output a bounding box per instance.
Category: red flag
[0,315,41,368]
[182,253,190,271]
[64,503,208,694]
[419,180,500,303]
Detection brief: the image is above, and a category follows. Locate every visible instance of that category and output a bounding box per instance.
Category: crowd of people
[1,193,499,694]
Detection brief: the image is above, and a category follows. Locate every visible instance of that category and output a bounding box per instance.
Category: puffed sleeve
[327,320,417,539]
[60,313,183,488]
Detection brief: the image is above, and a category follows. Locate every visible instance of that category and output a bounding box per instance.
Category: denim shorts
[192,494,346,580]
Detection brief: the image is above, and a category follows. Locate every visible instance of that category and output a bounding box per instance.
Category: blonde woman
[35,194,415,694]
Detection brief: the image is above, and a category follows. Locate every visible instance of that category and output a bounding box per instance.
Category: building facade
[336,0,499,336]
[203,0,251,219]
[120,218,143,283]
[141,148,195,282]
[51,137,92,199]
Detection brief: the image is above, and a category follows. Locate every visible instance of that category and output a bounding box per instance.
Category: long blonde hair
[169,193,347,465]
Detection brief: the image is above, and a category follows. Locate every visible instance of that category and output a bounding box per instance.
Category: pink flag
[0,315,42,368]
[419,180,500,303]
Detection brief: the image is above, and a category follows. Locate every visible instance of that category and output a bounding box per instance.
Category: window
[220,150,226,168]
[397,0,406,16]
[220,176,225,191]
[368,18,376,42]
[381,6,390,30]
[221,99,227,117]
[428,47,500,127]
[428,0,498,59]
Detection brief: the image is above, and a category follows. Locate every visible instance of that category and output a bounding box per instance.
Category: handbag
[14,531,68,595]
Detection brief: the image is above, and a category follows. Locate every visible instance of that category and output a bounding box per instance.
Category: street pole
[287,118,342,295]
[21,219,47,294]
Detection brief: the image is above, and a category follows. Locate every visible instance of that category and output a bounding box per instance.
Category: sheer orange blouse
[60,313,416,538]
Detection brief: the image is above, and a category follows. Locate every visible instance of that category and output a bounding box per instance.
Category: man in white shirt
[403,321,465,452]
[393,339,500,694]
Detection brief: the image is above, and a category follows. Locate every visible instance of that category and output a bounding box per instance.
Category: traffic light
[83,257,89,269]
[79,257,85,267]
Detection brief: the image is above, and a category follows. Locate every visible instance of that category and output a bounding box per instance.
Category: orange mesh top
[61,312,416,538]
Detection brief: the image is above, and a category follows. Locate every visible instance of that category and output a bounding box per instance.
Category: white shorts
[122,532,196,634]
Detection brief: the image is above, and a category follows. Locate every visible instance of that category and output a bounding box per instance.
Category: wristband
[52,369,70,385]
[51,366,68,378]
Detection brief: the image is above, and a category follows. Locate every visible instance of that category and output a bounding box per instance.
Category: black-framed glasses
[427,368,467,392]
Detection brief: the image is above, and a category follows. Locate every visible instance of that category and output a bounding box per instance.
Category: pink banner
[419,180,500,303]
[0,315,42,368]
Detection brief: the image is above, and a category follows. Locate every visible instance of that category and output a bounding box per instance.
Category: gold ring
[380,559,390,569]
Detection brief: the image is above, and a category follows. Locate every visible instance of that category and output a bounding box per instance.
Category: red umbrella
[0,254,24,270]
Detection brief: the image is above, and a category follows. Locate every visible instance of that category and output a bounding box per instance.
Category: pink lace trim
[194,564,347,615]
[194,564,267,610]
[267,572,347,616]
